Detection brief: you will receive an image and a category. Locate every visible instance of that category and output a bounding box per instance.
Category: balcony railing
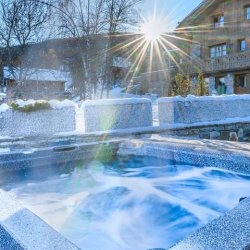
[171,51,250,75]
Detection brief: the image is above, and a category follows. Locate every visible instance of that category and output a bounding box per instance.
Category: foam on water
[1,156,250,250]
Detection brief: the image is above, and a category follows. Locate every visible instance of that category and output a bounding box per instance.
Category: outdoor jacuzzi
[1,136,250,250]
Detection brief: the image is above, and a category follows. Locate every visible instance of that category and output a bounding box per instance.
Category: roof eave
[176,0,216,29]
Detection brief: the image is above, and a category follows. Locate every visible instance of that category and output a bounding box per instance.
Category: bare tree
[100,0,141,98]
[53,0,141,100]
[50,0,107,99]
[0,0,51,99]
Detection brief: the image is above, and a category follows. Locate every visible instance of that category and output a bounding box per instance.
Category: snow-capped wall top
[15,99,44,108]
[0,104,10,113]
[49,99,77,109]
[158,94,250,103]
[0,99,76,113]
[82,98,152,107]
[0,93,6,100]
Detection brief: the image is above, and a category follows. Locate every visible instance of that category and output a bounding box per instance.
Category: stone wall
[82,98,152,132]
[0,106,76,137]
[158,95,250,125]
[159,122,250,142]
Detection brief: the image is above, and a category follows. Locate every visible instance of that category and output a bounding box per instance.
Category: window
[210,44,227,58]
[236,75,247,88]
[190,43,201,59]
[213,15,224,28]
[239,39,246,52]
[245,6,250,20]
[215,76,227,95]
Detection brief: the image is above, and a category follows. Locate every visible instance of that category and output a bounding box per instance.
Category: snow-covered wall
[0,100,76,137]
[82,98,152,132]
[158,95,250,125]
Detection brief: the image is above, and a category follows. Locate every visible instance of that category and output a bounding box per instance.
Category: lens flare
[141,19,165,42]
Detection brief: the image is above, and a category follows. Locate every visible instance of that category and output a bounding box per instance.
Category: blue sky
[141,0,203,30]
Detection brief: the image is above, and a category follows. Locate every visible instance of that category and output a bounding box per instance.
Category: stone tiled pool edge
[0,190,80,250]
[118,137,250,250]
[0,140,122,250]
[118,137,250,174]
[1,136,250,249]
[170,197,250,250]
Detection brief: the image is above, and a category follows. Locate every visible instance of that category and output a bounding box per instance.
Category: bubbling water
[2,156,250,250]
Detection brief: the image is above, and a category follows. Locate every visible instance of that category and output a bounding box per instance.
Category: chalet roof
[3,67,71,84]
[177,0,224,28]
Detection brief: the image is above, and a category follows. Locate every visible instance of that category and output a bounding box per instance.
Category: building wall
[176,0,250,95]
[191,0,250,60]
[5,80,65,102]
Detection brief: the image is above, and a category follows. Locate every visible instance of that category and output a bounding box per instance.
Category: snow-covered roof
[112,56,131,68]
[0,93,6,100]
[3,67,72,84]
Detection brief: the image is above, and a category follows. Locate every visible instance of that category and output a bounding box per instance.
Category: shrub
[11,101,51,112]
[196,72,209,96]
[173,73,191,97]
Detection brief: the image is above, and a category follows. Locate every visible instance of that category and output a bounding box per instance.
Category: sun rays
[109,5,199,90]
[90,1,209,96]
[140,18,165,43]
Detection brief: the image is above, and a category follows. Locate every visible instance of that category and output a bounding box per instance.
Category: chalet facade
[175,0,250,95]
[0,34,134,102]
[2,67,72,102]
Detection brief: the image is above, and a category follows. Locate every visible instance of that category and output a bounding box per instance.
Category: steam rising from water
[2,156,250,250]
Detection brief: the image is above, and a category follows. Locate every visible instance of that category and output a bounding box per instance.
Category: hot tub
[1,137,250,250]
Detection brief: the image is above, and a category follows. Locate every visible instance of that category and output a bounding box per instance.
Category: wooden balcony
[171,51,250,75]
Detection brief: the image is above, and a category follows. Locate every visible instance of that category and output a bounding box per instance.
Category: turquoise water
[1,156,250,250]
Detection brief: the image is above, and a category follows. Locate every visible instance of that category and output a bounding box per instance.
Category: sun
[141,19,166,42]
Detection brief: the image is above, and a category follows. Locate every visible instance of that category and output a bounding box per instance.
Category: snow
[0,148,10,153]
[0,136,12,140]
[0,103,76,137]
[49,100,77,109]
[158,94,250,103]
[161,116,250,130]
[109,87,126,98]
[22,149,37,154]
[158,94,250,125]
[82,98,151,107]
[3,67,71,82]
[3,66,72,91]
[83,98,152,132]
[15,99,45,108]
[0,93,6,100]
[0,104,10,113]
[109,86,159,101]
[8,99,76,110]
